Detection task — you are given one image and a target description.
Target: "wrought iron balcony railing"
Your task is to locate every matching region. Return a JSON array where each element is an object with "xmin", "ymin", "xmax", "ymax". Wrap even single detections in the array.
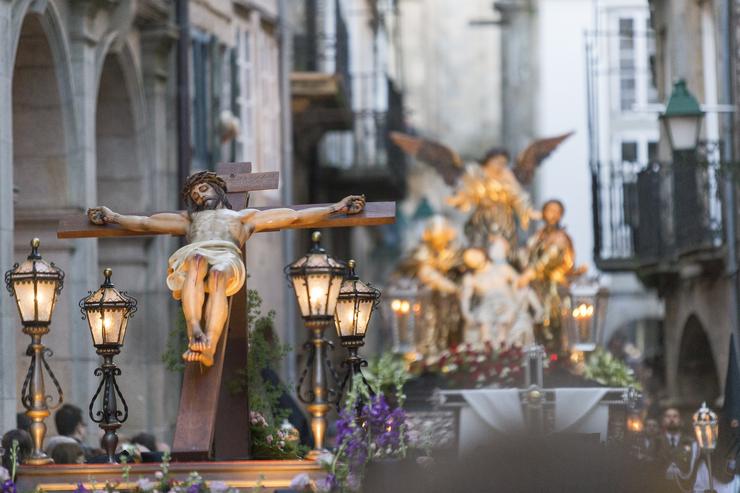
[{"xmin": 592, "ymin": 143, "xmax": 724, "ymax": 271}]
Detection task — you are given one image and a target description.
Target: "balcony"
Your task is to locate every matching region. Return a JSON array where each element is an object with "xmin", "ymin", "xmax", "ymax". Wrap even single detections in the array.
[{"xmin": 592, "ymin": 143, "xmax": 725, "ymax": 281}]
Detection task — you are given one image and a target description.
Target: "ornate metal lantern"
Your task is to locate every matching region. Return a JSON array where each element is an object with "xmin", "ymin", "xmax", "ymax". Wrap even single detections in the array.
[
  {"xmin": 5, "ymin": 238, "xmax": 64, "ymax": 327},
  {"xmin": 660, "ymin": 79, "xmax": 704, "ymax": 152},
  {"xmin": 80, "ymin": 268, "xmax": 137, "ymax": 354},
  {"xmin": 384, "ymin": 277, "xmax": 421, "ymax": 363},
  {"xmin": 285, "ymin": 231, "xmax": 346, "ymax": 323},
  {"xmin": 80, "ymin": 268, "xmax": 137, "ymax": 463},
  {"xmin": 693, "ymin": 402, "xmax": 719, "ymax": 451},
  {"xmin": 5, "ymin": 239, "xmax": 64, "ymax": 465},
  {"xmin": 286, "ymin": 231, "xmax": 347, "ymax": 456},
  {"xmin": 334, "ymin": 260, "xmax": 380, "ymax": 405},
  {"xmin": 566, "ymin": 278, "xmax": 607, "ymax": 352}
]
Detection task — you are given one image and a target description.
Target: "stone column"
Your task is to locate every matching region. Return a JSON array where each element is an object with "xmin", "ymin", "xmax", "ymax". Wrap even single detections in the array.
[{"xmin": 0, "ymin": 0, "xmax": 18, "ymax": 433}]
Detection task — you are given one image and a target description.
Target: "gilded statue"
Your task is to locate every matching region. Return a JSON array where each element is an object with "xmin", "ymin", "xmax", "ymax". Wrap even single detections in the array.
[
  {"xmin": 396, "ymin": 215, "xmax": 464, "ymax": 358},
  {"xmin": 88, "ymin": 171, "xmax": 366, "ymax": 366},
  {"xmin": 519, "ymin": 199, "xmax": 585, "ymax": 351},
  {"xmin": 390, "ymin": 131, "xmax": 573, "ymax": 247}
]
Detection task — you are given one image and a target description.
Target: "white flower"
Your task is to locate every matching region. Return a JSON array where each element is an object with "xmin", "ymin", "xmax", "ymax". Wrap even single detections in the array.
[
  {"xmin": 315, "ymin": 451, "xmax": 334, "ymax": 467},
  {"xmin": 265, "ymin": 435, "xmax": 273, "ymax": 444},
  {"xmin": 0, "ymin": 467, "xmax": 9, "ymax": 482},
  {"xmin": 278, "ymin": 441, "xmax": 285, "ymax": 448},
  {"xmin": 154, "ymin": 471, "xmax": 164, "ymax": 480},
  {"xmin": 289, "ymin": 473, "xmax": 312, "ymax": 490},
  {"xmin": 208, "ymin": 481, "xmax": 229, "ymax": 493},
  {"xmin": 136, "ymin": 478, "xmax": 156, "ymax": 492}
]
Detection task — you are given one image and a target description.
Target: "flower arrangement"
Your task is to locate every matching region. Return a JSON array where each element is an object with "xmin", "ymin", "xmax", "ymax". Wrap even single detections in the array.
[
  {"xmin": 423, "ymin": 342, "xmax": 524, "ymax": 388},
  {"xmin": 249, "ymin": 411, "xmax": 306, "ymax": 460},
  {"xmin": 582, "ymin": 348, "xmax": 641, "ymax": 389},
  {"xmin": 319, "ymin": 388, "xmax": 408, "ymax": 493},
  {"xmin": 0, "ymin": 467, "xmax": 16, "ymax": 493}
]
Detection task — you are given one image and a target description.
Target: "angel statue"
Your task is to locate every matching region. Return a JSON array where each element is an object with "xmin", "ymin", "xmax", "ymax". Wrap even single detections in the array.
[
  {"xmin": 519, "ymin": 199, "xmax": 586, "ymax": 352},
  {"xmin": 395, "ymin": 215, "xmax": 464, "ymax": 359},
  {"xmin": 390, "ymin": 131, "xmax": 573, "ymax": 249}
]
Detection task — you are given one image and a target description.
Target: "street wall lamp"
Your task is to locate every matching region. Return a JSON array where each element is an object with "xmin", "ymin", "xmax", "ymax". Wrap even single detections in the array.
[
  {"xmin": 286, "ymin": 231, "xmax": 346, "ymax": 454},
  {"xmin": 693, "ymin": 402, "xmax": 719, "ymax": 493},
  {"xmin": 660, "ymin": 79, "xmax": 705, "ymax": 153},
  {"xmin": 4, "ymin": 238, "xmax": 64, "ymax": 464},
  {"xmin": 80, "ymin": 268, "xmax": 137, "ymax": 463},
  {"xmin": 334, "ymin": 260, "xmax": 381, "ymax": 406}
]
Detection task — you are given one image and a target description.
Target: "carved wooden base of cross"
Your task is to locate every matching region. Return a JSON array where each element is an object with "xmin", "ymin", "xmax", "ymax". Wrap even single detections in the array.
[{"xmin": 57, "ymin": 162, "xmax": 396, "ymax": 460}]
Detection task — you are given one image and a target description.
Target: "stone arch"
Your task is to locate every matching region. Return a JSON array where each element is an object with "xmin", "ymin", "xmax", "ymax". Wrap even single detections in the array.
[
  {"xmin": 677, "ymin": 314, "xmax": 720, "ymax": 406},
  {"xmin": 11, "ymin": 7, "xmax": 78, "ymax": 408}
]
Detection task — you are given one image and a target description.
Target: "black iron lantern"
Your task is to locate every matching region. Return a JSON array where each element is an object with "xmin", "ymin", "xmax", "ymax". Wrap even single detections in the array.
[
  {"xmin": 5, "ymin": 238, "xmax": 64, "ymax": 327},
  {"xmin": 80, "ymin": 268, "xmax": 137, "ymax": 463},
  {"xmin": 80, "ymin": 268, "xmax": 137, "ymax": 354},
  {"xmin": 286, "ymin": 231, "xmax": 346, "ymax": 323}
]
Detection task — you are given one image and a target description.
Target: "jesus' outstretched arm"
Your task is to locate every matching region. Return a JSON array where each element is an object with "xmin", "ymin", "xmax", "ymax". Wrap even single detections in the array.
[
  {"xmin": 247, "ymin": 195, "xmax": 366, "ymax": 232},
  {"xmin": 87, "ymin": 206, "xmax": 189, "ymax": 235}
]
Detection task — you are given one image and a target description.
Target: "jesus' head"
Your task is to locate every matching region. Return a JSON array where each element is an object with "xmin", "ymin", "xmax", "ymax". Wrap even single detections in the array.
[{"xmin": 182, "ymin": 171, "xmax": 232, "ymax": 214}]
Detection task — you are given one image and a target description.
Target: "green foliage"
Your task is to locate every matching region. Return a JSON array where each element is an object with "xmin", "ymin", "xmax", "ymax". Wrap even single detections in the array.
[
  {"xmin": 363, "ymin": 352, "xmax": 411, "ymax": 406},
  {"xmin": 162, "ymin": 310, "xmax": 187, "ymax": 372},
  {"xmin": 582, "ymin": 348, "xmax": 642, "ymax": 390}
]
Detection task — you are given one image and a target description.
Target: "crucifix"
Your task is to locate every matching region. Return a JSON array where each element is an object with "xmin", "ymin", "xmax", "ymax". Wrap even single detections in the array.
[{"xmin": 57, "ymin": 162, "xmax": 395, "ymax": 460}]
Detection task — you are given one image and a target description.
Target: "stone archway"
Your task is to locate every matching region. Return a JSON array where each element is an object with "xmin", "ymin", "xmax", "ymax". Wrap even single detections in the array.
[
  {"xmin": 11, "ymin": 12, "xmax": 78, "ymax": 411},
  {"xmin": 677, "ymin": 315, "xmax": 720, "ymax": 407}
]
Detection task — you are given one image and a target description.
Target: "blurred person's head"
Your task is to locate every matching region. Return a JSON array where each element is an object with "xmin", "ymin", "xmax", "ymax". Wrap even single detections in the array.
[
  {"xmin": 130, "ymin": 433, "xmax": 157, "ymax": 453},
  {"xmin": 1, "ymin": 429, "xmax": 32, "ymax": 471},
  {"xmin": 662, "ymin": 407, "xmax": 682, "ymax": 432},
  {"xmin": 645, "ymin": 418, "xmax": 660, "ymax": 437},
  {"xmin": 16, "ymin": 413, "xmax": 30, "ymax": 432},
  {"xmin": 51, "ymin": 442, "xmax": 84, "ymax": 465},
  {"xmin": 55, "ymin": 404, "xmax": 85, "ymax": 440}
]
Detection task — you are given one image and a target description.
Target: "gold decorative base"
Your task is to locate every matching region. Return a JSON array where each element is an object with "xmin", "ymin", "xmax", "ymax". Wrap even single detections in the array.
[
  {"xmin": 24, "ymin": 456, "xmax": 53, "ymax": 466},
  {"xmin": 16, "ymin": 459, "xmax": 326, "ymax": 493},
  {"xmin": 306, "ymin": 448, "xmax": 328, "ymax": 460}
]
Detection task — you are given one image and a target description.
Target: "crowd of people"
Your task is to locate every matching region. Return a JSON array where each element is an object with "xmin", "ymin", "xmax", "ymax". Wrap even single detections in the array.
[
  {"xmin": 1, "ymin": 403, "xmax": 170, "ymax": 468},
  {"xmin": 630, "ymin": 407, "xmax": 740, "ymax": 492}
]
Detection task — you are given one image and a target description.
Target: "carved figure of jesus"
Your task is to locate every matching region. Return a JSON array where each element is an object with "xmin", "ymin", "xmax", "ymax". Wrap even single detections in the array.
[{"xmin": 87, "ymin": 171, "xmax": 365, "ymax": 366}]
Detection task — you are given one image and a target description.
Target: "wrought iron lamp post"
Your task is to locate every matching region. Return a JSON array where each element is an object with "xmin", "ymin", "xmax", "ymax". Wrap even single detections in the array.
[
  {"xmin": 334, "ymin": 260, "xmax": 381, "ymax": 407},
  {"xmin": 79, "ymin": 268, "xmax": 137, "ymax": 463},
  {"xmin": 4, "ymin": 238, "xmax": 64, "ymax": 464},
  {"xmin": 286, "ymin": 231, "xmax": 346, "ymax": 454},
  {"xmin": 693, "ymin": 402, "xmax": 719, "ymax": 493}
]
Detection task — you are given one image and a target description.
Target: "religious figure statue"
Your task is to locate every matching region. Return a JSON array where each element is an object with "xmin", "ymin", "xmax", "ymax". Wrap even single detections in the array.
[
  {"xmin": 87, "ymin": 171, "xmax": 366, "ymax": 366},
  {"xmin": 390, "ymin": 131, "xmax": 573, "ymax": 248},
  {"xmin": 459, "ymin": 237, "xmax": 543, "ymax": 347},
  {"xmin": 519, "ymin": 199, "xmax": 585, "ymax": 352},
  {"xmin": 395, "ymin": 215, "xmax": 464, "ymax": 359}
]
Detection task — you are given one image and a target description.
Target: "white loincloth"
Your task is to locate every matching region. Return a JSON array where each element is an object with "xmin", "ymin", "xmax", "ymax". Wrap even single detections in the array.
[{"xmin": 166, "ymin": 240, "xmax": 245, "ymax": 300}]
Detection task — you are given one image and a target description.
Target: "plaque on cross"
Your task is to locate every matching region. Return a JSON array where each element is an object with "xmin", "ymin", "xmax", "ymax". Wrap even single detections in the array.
[{"xmin": 57, "ymin": 162, "xmax": 396, "ymax": 460}]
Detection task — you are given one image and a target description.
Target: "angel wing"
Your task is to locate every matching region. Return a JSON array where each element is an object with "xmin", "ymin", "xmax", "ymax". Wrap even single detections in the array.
[
  {"xmin": 514, "ymin": 131, "xmax": 574, "ymax": 185},
  {"xmin": 390, "ymin": 132, "xmax": 464, "ymax": 186}
]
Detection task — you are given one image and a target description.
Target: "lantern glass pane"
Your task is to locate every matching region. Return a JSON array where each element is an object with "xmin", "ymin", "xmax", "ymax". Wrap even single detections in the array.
[
  {"xmin": 35, "ymin": 280, "xmax": 58, "ymax": 323},
  {"xmin": 291, "ymin": 276, "xmax": 311, "ymax": 317},
  {"xmin": 119, "ymin": 315, "xmax": 129, "ymax": 346},
  {"xmin": 335, "ymin": 299, "xmax": 357, "ymax": 337},
  {"xmin": 307, "ymin": 274, "xmax": 331, "ymax": 315},
  {"xmin": 13, "ymin": 282, "xmax": 37, "ymax": 323},
  {"xmin": 355, "ymin": 299, "xmax": 374, "ymax": 336},
  {"xmin": 87, "ymin": 310, "xmax": 105, "ymax": 346},
  {"xmin": 666, "ymin": 115, "xmax": 701, "ymax": 150},
  {"xmin": 326, "ymin": 274, "xmax": 343, "ymax": 316}
]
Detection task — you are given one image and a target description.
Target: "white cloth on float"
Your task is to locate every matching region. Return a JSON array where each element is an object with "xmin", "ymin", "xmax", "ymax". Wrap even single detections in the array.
[
  {"xmin": 166, "ymin": 240, "xmax": 245, "ymax": 299},
  {"xmin": 553, "ymin": 388, "xmax": 610, "ymax": 441}
]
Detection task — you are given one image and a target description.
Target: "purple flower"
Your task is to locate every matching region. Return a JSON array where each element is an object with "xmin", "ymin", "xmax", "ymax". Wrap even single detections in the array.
[
  {"xmin": 314, "ymin": 474, "xmax": 336, "ymax": 493},
  {"xmin": 1, "ymin": 480, "xmax": 16, "ymax": 493},
  {"xmin": 74, "ymin": 483, "xmax": 91, "ymax": 493},
  {"xmin": 289, "ymin": 473, "xmax": 311, "ymax": 490},
  {"xmin": 186, "ymin": 483, "xmax": 201, "ymax": 493}
]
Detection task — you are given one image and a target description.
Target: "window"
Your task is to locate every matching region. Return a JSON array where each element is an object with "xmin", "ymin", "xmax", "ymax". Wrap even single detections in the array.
[
  {"xmin": 648, "ymin": 141, "xmax": 658, "ymax": 162},
  {"xmin": 236, "ymin": 29, "xmax": 256, "ymax": 166},
  {"xmin": 621, "ymin": 141, "xmax": 638, "ymax": 162},
  {"xmin": 646, "ymin": 19, "xmax": 659, "ymax": 104},
  {"xmin": 619, "ymin": 18, "xmax": 636, "ymax": 111}
]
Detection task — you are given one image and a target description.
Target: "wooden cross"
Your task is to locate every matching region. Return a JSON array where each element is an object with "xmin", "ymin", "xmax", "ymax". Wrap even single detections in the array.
[{"xmin": 57, "ymin": 162, "xmax": 396, "ymax": 460}]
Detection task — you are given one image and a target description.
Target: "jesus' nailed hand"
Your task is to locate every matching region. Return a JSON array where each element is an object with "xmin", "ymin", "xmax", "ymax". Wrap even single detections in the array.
[{"xmin": 86, "ymin": 171, "xmax": 366, "ymax": 367}]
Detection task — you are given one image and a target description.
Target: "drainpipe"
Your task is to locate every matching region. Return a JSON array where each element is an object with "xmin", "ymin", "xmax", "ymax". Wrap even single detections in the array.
[
  {"xmin": 719, "ymin": 0, "xmax": 740, "ymax": 356},
  {"xmin": 176, "ymin": 0, "xmax": 191, "ymax": 209},
  {"xmin": 278, "ymin": 0, "xmax": 297, "ymax": 382}
]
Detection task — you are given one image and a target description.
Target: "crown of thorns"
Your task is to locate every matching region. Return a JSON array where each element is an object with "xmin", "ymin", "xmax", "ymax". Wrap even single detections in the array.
[{"xmin": 181, "ymin": 171, "xmax": 228, "ymax": 201}]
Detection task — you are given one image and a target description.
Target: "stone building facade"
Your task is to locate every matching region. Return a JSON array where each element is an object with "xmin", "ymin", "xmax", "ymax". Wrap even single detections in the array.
[{"xmin": 0, "ymin": 0, "xmax": 290, "ymax": 443}]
